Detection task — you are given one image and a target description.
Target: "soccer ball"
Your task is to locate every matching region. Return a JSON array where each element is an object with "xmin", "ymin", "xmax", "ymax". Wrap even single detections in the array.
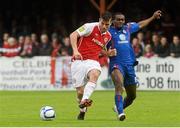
[{"xmin": 40, "ymin": 106, "xmax": 56, "ymax": 121}]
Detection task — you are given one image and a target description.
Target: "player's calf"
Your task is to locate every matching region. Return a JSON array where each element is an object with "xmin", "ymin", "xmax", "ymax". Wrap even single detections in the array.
[{"xmin": 123, "ymin": 95, "xmax": 136, "ymax": 109}]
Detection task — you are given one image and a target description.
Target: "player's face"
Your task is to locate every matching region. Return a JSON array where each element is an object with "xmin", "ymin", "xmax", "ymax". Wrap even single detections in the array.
[
  {"xmin": 99, "ymin": 18, "xmax": 112, "ymax": 33},
  {"xmin": 114, "ymin": 14, "xmax": 125, "ymax": 28}
]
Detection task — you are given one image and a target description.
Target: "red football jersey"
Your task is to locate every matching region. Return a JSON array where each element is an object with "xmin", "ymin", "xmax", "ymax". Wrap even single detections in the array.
[{"xmin": 76, "ymin": 22, "xmax": 111, "ymax": 61}]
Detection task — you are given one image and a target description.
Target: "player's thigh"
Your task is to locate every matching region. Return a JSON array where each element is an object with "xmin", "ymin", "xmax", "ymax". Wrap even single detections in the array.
[
  {"xmin": 124, "ymin": 65, "xmax": 138, "ymax": 86},
  {"xmin": 86, "ymin": 60, "xmax": 101, "ymax": 82},
  {"xmin": 111, "ymin": 68, "xmax": 124, "ymax": 86},
  {"xmin": 124, "ymin": 65, "xmax": 137, "ymax": 98},
  {"xmin": 71, "ymin": 60, "xmax": 86, "ymax": 87}
]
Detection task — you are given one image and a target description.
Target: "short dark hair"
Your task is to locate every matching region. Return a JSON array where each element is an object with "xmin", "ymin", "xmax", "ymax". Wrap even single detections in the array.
[
  {"xmin": 101, "ymin": 11, "xmax": 112, "ymax": 21},
  {"xmin": 113, "ymin": 12, "xmax": 125, "ymax": 20}
]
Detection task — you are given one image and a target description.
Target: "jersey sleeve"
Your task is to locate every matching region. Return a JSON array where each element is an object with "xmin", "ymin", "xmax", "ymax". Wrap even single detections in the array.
[
  {"xmin": 76, "ymin": 23, "xmax": 92, "ymax": 36},
  {"xmin": 127, "ymin": 22, "xmax": 140, "ymax": 34}
]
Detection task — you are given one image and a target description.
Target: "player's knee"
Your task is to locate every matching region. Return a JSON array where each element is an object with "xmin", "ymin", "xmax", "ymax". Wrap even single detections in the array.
[
  {"xmin": 115, "ymin": 85, "xmax": 124, "ymax": 94},
  {"xmin": 88, "ymin": 70, "xmax": 100, "ymax": 82}
]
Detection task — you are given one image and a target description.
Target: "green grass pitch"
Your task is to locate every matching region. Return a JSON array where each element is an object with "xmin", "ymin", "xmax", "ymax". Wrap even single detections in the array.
[{"xmin": 0, "ymin": 91, "xmax": 180, "ymax": 127}]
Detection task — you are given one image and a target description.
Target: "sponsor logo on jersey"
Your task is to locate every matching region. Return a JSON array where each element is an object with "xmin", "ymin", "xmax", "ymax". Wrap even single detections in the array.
[
  {"xmin": 92, "ymin": 38, "xmax": 104, "ymax": 48},
  {"xmin": 118, "ymin": 40, "xmax": 129, "ymax": 44}
]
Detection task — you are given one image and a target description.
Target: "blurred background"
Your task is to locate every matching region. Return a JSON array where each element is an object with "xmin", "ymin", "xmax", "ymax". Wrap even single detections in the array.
[
  {"xmin": 0, "ymin": 0, "xmax": 180, "ymax": 34},
  {"xmin": 0, "ymin": 0, "xmax": 179, "ymax": 58}
]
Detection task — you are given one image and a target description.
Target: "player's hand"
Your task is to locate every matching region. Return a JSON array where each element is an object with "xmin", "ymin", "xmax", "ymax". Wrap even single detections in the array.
[
  {"xmin": 108, "ymin": 48, "xmax": 117, "ymax": 57},
  {"xmin": 72, "ymin": 51, "xmax": 83, "ymax": 60},
  {"xmin": 153, "ymin": 10, "xmax": 162, "ymax": 19}
]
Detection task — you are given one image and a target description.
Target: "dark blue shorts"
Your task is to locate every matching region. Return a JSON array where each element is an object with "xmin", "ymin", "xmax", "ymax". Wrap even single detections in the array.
[{"xmin": 109, "ymin": 63, "xmax": 138, "ymax": 86}]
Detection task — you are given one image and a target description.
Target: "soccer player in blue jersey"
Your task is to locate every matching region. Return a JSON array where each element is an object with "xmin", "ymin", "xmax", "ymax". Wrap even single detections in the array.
[{"xmin": 107, "ymin": 10, "xmax": 162, "ymax": 121}]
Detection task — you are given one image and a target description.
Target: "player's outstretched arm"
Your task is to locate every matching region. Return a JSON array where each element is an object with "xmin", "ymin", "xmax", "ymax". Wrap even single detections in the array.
[{"xmin": 138, "ymin": 10, "xmax": 162, "ymax": 29}]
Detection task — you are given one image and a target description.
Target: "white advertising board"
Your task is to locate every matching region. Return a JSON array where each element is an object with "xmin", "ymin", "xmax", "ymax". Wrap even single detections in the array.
[
  {"xmin": 0, "ymin": 56, "xmax": 179, "ymax": 91},
  {"xmin": 135, "ymin": 57, "xmax": 180, "ymax": 90},
  {"xmin": 0, "ymin": 57, "xmax": 51, "ymax": 90}
]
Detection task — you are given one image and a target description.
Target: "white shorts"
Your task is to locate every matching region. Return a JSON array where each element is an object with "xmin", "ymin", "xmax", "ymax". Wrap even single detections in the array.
[{"xmin": 71, "ymin": 59, "xmax": 101, "ymax": 88}]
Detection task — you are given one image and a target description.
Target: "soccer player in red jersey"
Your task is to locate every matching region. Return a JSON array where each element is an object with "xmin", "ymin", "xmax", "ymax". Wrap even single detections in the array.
[{"xmin": 70, "ymin": 11, "xmax": 116, "ymax": 120}]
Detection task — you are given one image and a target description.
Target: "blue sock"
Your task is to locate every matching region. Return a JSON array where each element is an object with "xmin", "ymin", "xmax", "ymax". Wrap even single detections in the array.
[{"xmin": 115, "ymin": 95, "xmax": 124, "ymax": 114}]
